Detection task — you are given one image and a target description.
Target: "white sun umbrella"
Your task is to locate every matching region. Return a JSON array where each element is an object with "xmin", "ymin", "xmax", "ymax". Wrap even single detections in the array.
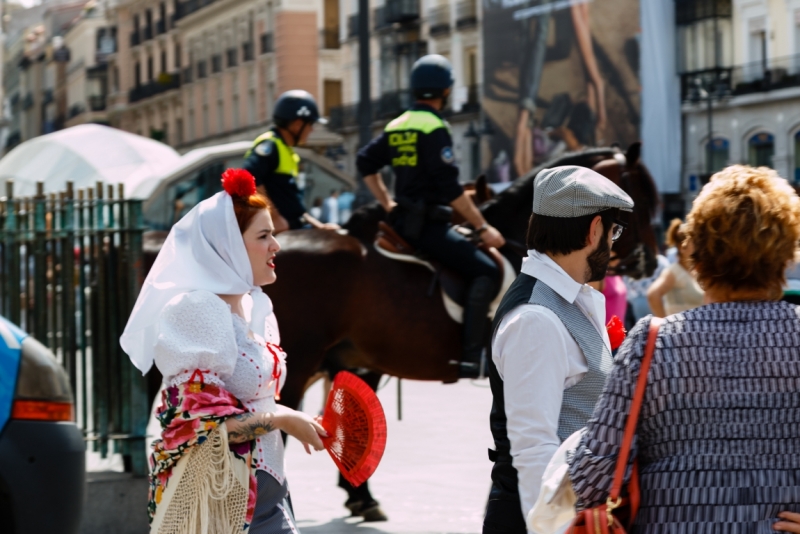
[{"xmin": 0, "ymin": 124, "xmax": 181, "ymax": 198}]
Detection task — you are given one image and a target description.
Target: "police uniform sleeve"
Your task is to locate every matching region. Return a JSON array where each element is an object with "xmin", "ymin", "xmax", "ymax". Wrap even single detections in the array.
[
  {"xmin": 422, "ymin": 127, "xmax": 463, "ymax": 203},
  {"xmin": 243, "ymin": 139, "xmax": 280, "ymax": 189},
  {"xmin": 356, "ymin": 132, "xmax": 391, "ymax": 176}
]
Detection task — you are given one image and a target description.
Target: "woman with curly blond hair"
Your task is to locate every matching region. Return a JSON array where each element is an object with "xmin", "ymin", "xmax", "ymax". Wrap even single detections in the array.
[{"xmin": 567, "ymin": 165, "xmax": 800, "ymax": 533}]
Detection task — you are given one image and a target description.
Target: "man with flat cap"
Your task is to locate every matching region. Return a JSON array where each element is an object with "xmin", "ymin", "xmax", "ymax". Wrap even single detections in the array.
[{"xmin": 482, "ymin": 166, "xmax": 634, "ymax": 534}]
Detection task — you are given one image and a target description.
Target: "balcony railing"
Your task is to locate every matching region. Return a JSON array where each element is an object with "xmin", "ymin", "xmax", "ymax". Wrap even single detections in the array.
[
  {"xmin": 455, "ymin": 0, "xmax": 477, "ymax": 29},
  {"xmin": 22, "ymin": 92, "xmax": 33, "ymax": 110},
  {"xmin": 675, "ymin": 0, "xmax": 731, "ymax": 26},
  {"xmin": 385, "ymin": 0, "xmax": 419, "ymax": 24},
  {"xmin": 128, "ymin": 72, "xmax": 181, "ymax": 103},
  {"xmin": 174, "ymin": 0, "xmax": 217, "ymax": 21},
  {"xmin": 321, "ymin": 28, "xmax": 340, "ymax": 49},
  {"xmin": 156, "ymin": 19, "xmax": 166, "ymax": 35},
  {"xmin": 374, "ymin": 6, "xmax": 391, "ymax": 31},
  {"xmin": 681, "ymin": 54, "xmax": 800, "ymax": 101},
  {"xmin": 68, "ymin": 103, "xmax": 85, "ymax": 119},
  {"xmin": 242, "ymin": 42, "xmax": 254, "ymax": 61},
  {"xmin": 428, "ymin": 5, "xmax": 450, "ymax": 36},
  {"xmin": 143, "ymin": 25, "xmax": 153, "ymax": 41},
  {"xmin": 261, "ymin": 33, "xmax": 274, "ymax": 54},
  {"xmin": 347, "ymin": 13, "xmax": 359, "ymax": 38},
  {"xmin": 89, "ymin": 95, "xmax": 107, "ymax": 111},
  {"xmin": 130, "ymin": 31, "xmax": 141, "ymax": 47}
]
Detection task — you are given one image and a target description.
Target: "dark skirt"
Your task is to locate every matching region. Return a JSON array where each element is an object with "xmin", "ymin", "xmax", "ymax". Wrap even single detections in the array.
[{"xmin": 250, "ymin": 472, "xmax": 298, "ymax": 534}]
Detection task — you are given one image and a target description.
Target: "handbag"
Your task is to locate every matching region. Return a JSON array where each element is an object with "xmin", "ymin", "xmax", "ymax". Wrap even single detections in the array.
[{"xmin": 567, "ymin": 317, "xmax": 663, "ymax": 534}]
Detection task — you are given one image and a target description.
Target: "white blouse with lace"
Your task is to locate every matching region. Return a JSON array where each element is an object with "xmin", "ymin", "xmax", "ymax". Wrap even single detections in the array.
[{"xmin": 152, "ymin": 290, "xmax": 288, "ymax": 484}]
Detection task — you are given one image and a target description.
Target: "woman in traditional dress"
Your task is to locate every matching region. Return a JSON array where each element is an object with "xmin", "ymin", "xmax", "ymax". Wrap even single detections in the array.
[{"xmin": 121, "ymin": 168, "xmax": 325, "ymax": 533}]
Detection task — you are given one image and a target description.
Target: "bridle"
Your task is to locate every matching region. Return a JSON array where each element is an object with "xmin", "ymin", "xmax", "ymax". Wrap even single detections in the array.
[{"xmin": 608, "ymin": 151, "xmax": 647, "ymax": 278}]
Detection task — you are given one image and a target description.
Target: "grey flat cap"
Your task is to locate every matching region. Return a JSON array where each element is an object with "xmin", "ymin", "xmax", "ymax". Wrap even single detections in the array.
[{"xmin": 533, "ymin": 165, "xmax": 634, "ymax": 217}]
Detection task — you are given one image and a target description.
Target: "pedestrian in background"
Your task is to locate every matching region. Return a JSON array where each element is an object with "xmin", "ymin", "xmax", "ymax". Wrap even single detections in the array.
[
  {"xmin": 623, "ymin": 253, "xmax": 669, "ymax": 323},
  {"xmin": 322, "ymin": 190, "xmax": 340, "ymax": 225},
  {"xmin": 569, "ymin": 165, "xmax": 800, "ymax": 533},
  {"xmin": 646, "ymin": 218, "xmax": 703, "ymax": 317},
  {"xmin": 309, "ymin": 197, "xmax": 323, "ymax": 221}
]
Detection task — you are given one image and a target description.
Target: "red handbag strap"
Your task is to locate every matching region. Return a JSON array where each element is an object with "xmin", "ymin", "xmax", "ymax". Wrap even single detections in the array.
[{"xmin": 608, "ymin": 317, "xmax": 663, "ymax": 501}]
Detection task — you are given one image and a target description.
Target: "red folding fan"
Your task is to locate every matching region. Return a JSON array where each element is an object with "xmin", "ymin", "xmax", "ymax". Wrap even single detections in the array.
[{"xmin": 320, "ymin": 371, "xmax": 388, "ymax": 487}]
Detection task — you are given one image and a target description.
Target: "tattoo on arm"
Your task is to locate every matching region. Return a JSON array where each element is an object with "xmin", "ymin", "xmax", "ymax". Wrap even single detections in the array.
[{"xmin": 226, "ymin": 412, "xmax": 275, "ymax": 444}]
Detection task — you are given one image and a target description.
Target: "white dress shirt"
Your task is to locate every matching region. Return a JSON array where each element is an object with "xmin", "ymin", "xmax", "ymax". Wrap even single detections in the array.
[{"xmin": 491, "ymin": 250, "xmax": 611, "ymax": 523}]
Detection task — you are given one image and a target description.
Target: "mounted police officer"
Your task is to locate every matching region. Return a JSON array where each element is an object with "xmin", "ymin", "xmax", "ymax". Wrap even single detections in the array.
[
  {"xmin": 356, "ymin": 54, "xmax": 506, "ymax": 378},
  {"xmin": 244, "ymin": 89, "xmax": 339, "ymax": 233}
]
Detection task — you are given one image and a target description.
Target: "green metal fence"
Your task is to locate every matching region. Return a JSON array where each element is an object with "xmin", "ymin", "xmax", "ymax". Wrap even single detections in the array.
[{"xmin": 0, "ymin": 180, "xmax": 150, "ymax": 475}]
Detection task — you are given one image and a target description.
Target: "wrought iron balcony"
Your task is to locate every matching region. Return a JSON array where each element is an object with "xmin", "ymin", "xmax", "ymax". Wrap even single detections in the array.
[
  {"xmin": 455, "ymin": 0, "xmax": 478, "ymax": 29},
  {"xmin": 675, "ymin": 0, "xmax": 731, "ymax": 26},
  {"xmin": 128, "ymin": 72, "xmax": 182, "ymax": 103},
  {"xmin": 321, "ymin": 28, "xmax": 340, "ymax": 49},
  {"xmin": 385, "ymin": 0, "xmax": 419, "ymax": 24},
  {"xmin": 348, "ymin": 13, "xmax": 359, "ymax": 38},
  {"xmin": 89, "ymin": 95, "xmax": 107, "ymax": 112},
  {"xmin": 242, "ymin": 42, "xmax": 254, "ymax": 62},
  {"xmin": 681, "ymin": 54, "xmax": 800, "ymax": 102},
  {"xmin": 428, "ymin": 5, "xmax": 450, "ymax": 36},
  {"xmin": 374, "ymin": 6, "xmax": 391, "ymax": 31},
  {"xmin": 261, "ymin": 33, "xmax": 274, "ymax": 54}
]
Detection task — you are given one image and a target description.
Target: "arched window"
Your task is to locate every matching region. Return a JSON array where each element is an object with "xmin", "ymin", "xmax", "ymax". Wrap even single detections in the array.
[
  {"xmin": 748, "ymin": 132, "xmax": 774, "ymax": 168},
  {"xmin": 706, "ymin": 137, "xmax": 729, "ymax": 173}
]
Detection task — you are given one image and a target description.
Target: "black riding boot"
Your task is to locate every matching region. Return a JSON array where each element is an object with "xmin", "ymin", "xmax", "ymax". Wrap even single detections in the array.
[{"xmin": 460, "ymin": 276, "xmax": 497, "ymax": 379}]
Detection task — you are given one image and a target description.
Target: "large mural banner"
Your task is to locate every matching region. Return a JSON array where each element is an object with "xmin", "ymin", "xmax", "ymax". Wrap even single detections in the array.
[{"xmin": 482, "ymin": 0, "xmax": 641, "ymax": 182}]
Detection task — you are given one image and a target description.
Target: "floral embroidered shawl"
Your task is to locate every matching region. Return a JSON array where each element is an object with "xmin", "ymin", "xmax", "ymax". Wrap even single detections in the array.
[{"xmin": 148, "ymin": 381, "xmax": 258, "ymax": 529}]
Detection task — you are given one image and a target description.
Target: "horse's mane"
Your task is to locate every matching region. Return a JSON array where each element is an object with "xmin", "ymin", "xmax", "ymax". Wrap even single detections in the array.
[{"xmin": 344, "ymin": 201, "xmax": 386, "ymax": 242}]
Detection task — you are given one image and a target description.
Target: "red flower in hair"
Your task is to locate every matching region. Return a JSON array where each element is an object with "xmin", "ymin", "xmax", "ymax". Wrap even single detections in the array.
[
  {"xmin": 221, "ymin": 168, "xmax": 257, "ymax": 198},
  {"xmin": 606, "ymin": 315, "xmax": 627, "ymax": 351}
]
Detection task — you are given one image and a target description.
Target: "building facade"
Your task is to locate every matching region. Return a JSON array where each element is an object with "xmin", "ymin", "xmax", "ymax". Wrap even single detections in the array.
[
  {"xmin": 680, "ymin": 0, "xmax": 800, "ymax": 196},
  {"xmin": 330, "ymin": 0, "xmax": 484, "ymax": 183},
  {"xmin": 104, "ymin": 0, "xmax": 343, "ymax": 151}
]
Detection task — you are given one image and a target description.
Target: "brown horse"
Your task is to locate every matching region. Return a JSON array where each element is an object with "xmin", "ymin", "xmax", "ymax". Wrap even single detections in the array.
[{"xmin": 269, "ymin": 143, "xmax": 659, "ymax": 411}]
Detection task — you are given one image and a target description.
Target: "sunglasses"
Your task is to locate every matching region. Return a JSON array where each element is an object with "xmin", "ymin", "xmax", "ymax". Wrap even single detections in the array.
[{"xmin": 611, "ymin": 219, "xmax": 627, "ymax": 242}]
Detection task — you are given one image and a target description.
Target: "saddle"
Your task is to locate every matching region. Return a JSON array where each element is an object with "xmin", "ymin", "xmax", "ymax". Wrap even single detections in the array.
[{"xmin": 375, "ymin": 221, "xmax": 514, "ymax": 323}]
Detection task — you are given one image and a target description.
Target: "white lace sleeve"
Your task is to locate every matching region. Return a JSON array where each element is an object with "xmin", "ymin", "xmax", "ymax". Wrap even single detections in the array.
[{"xmin": 153, "ymin": 290, "xmax": 238, "ymax": 387}]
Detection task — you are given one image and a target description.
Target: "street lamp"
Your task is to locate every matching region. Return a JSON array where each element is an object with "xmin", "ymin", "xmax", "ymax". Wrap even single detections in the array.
[{"xmin": 464, "ymin": 118, "xmax": 494, "ymax": 180}]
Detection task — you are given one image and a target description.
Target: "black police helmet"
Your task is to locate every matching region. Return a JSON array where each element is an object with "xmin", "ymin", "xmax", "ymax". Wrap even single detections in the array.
[
  {"xmin": 273, "ymin": 90, "xmax": 327, "ymax": 127},
  {"xmin": 410, "ymin": 54, "xmax": 454, "ymax": 100}
]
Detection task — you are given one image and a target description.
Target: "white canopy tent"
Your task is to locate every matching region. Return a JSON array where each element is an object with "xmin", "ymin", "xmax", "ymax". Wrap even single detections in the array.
[{"xmin": 0, "ymin": 124, "xmax": 181, "ymax": 198}]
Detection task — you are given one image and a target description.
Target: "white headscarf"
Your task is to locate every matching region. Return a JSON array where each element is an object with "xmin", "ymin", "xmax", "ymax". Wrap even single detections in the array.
[{"xmin": 120, "ymin": 191, "xmax": 273, "ymax": 374}]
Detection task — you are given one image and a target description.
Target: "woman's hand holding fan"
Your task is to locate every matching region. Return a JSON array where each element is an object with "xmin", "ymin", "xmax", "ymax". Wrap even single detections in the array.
[
  {"xmin": 274, "ymin": 409, "xmax": 328, "ymax": 453},
  {"xmin": 319, "ymin": 371, "xmax": 388, "ymax": 487}
]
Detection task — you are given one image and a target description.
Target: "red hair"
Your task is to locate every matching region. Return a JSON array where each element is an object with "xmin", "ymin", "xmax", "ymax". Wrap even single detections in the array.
[{"xmin": 221, "ymin": 168, "xmax": 273, "ymax": 233}]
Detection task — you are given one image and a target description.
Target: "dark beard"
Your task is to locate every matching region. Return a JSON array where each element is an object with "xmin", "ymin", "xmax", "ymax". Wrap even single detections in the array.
[{"xmin": 586, "ymin": 235, "xmax": 611, "ymax": 282}]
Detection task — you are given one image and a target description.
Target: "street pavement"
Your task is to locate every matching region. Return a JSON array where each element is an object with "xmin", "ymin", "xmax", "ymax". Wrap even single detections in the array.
[{"xmin": 286, "ymin": 377, "xmax": 496, "ymax": 534}]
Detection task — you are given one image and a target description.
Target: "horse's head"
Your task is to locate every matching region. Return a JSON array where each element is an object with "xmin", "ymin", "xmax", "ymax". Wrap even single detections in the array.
[
  {"xmin": 481, "ymin": 144, "xmax": 660, "ymax": 278},
  {"xmin": 590, "ymin": 142, "xmax": 659, "ymax": 279}
]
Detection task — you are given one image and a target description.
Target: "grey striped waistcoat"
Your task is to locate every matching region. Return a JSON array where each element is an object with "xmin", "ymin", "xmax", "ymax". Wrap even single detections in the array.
[{"xmin": 527, "ymin": 281, "xmax": 614, "ymax": 440}]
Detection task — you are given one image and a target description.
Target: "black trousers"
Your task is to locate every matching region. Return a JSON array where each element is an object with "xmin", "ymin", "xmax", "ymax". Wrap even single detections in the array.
[
  {"xmin": 403, "ymin": 221, "xmax": 501, "ymax": 287},
  {"xmin": 483, "ymin": 495, "xmax": 527, "ymax": 534}
]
